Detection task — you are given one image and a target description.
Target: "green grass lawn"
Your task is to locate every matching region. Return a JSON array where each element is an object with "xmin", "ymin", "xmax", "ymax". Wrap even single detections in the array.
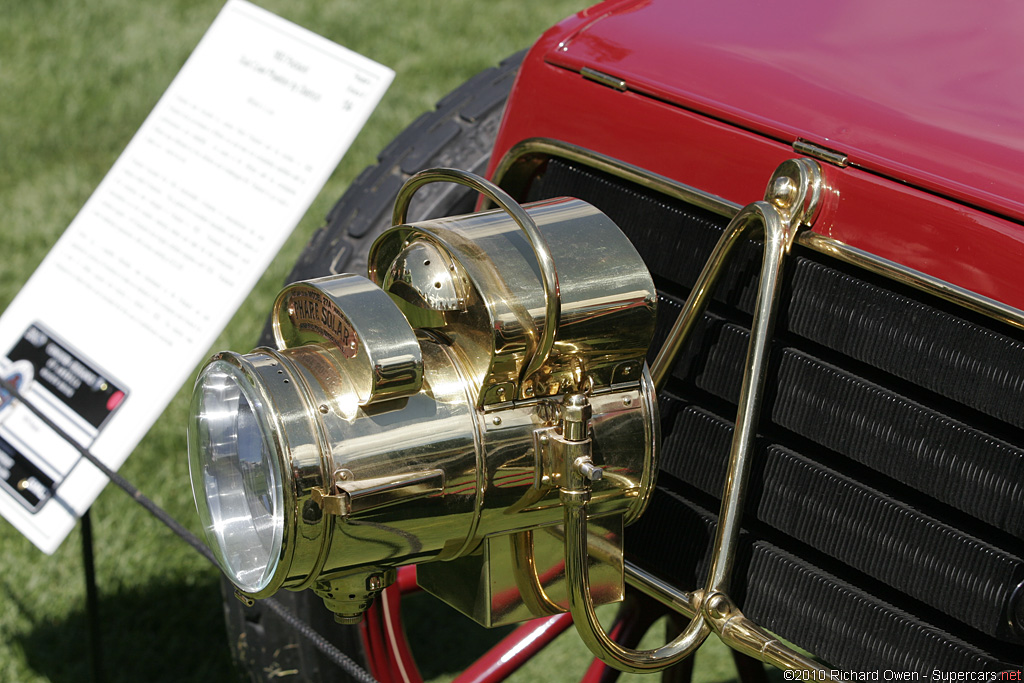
[{"xmin": 0, "ymin": 1, "xmax": 764, "ymax": 681}]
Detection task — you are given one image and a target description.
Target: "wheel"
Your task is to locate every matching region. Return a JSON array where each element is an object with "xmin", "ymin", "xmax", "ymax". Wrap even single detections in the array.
[{"xmin": 221, "ymin": 51, "xmax": 525, "ymax": 683}]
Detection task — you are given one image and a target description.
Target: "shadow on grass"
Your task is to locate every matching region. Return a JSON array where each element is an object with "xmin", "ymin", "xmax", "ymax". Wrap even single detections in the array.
[
  {"xmin": 400, "ymin": 590, "xmax": 791, "ymax": 683},
  {"xmin": 13, "ymin": 575, "xmax": 236, "ymax": 683},
  {"xmin": 12, "ymin": 574, "xmax": 800, "ymax": 683}
]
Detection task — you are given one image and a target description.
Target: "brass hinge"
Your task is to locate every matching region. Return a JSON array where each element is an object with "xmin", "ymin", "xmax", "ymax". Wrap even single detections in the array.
[
  {"xmin": 311, "ymin": 469, "xmax": 444, "ymax": 518},
  {"xmin": 581, "ymin": 67, "xmax": 627, "ymax": 91},
  {"xmin": 793, "ymin": 139, "xmax": 848, "ymax": 168}
]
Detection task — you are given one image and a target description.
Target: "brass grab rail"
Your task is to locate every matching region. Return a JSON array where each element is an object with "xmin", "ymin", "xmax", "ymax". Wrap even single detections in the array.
[{"xmin": 559, "ymin": 159, "xmax": 838, "ymax": 676}]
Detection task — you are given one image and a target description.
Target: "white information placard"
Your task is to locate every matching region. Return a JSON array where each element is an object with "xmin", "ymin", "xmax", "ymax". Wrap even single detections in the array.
[{"xmin": 0, "ymin": 0, "xmax": 393, "ymax": 553}]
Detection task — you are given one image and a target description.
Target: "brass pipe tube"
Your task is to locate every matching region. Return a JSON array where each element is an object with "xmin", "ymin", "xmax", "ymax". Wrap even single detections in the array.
[
  {"xmin": 649, "ymin": 202, "xmax": 759, "ymax": 389},
  {"xmin": 622, "ymin": 565, "xmax": 836, "ymax": 675},
  {"xmin": 562, "ymin": 487, "xmax": 712, "ymax": 673},
  {"xmin": 510, "ymin": 530, "xmax": 564, "ymax": 617},
  {"xmin": 706, "ymin": 202, "xmax": 787, "ymax": 593}
]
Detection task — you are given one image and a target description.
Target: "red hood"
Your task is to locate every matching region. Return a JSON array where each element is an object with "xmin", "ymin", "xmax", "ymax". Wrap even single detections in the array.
[{"xmin": 547, "ymin": 0, "xmax": 1024, "ymax": 223}]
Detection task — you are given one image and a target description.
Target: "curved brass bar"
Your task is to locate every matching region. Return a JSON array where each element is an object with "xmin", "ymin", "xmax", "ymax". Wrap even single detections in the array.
[
  {"xmin": 510, "ymin": 530, "xmax": 564, "ymax": 617},
  {"xmin": 650, "ymin": 159, "xmax": 821, "ymax": 391},
  {"xmin": 392, "ymin": 168, "xmax": 561, "ymax": 398},
  {"xmin": 486, "ymin": 147, "xmax": 842, "ymax": 674},
  {"xmin": 623, "ymin": 564, "xmax": 836, "ymax": 675},
  {"xmin": 650, "ymin": 203, "xmax": 764, "ymax": 389},
  {"xmin": 563, "ymin": 488, "xmax": 712, "ymax": 672},
  {"xmin": 559, "ymin": 201, "xmax": 789, "ymax": 672},
  {"xmin": 707, "ymin": 202, "xmax": 788, "ymax": 592}
]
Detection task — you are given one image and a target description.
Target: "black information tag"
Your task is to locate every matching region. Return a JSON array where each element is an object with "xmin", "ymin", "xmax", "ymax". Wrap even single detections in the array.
[
  {"xmin": 0, "ymin": 436, "xmax": 57, "ymax": 511},
  {"xmin": 0, "ymin": 323, "xmax": 127, "ymax": 512},
  {"xmin": 7, "ymin": 324, "xmax": 125, "ymax": 430}
]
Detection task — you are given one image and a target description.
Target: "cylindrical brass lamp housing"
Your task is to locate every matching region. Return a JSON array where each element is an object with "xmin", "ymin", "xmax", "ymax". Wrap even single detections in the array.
[
  {"xmin": 369, "ymin": 195, "xmax": 659, "ymax": 404},
  {"xmin": 188, "ymin": 171, "xmax": 660, "ymax": 625}
]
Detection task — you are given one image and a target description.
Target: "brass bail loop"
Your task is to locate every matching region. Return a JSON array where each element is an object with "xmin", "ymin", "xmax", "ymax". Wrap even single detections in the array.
[
  {"xmin": 391, "ymin": 168, "xmax": 562, "ymax": 400},
  {"xmin": 560, "ymin": 160, "xmax": 836, "ymax": 676}
]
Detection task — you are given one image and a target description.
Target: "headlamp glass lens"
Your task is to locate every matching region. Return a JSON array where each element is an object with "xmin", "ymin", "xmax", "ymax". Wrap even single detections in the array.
[{"xmin": 188, "ymin": 359, "xmax": 283, "ymax": 594}]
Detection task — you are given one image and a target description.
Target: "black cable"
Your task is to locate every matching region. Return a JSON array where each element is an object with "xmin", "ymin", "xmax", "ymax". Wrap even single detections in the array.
[
  {"xmin": 0, "ymin": 377, "xmax": 380, "ymax": 683},
  {"xmin": 261, "ymin": 597, "xmax": 378, "ymax": 683}
]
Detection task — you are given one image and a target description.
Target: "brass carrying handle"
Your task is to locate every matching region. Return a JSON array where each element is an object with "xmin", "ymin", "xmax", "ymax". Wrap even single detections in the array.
[{"xmin": 392, "ymin": 168, "xmax": 561, "ymax": 398}]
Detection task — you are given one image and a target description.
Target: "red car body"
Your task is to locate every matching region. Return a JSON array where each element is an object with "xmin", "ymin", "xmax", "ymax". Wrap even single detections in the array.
[
  {"xmin": 468, "ymin": 0, "xmax": 1024, "ymax": 674},
  {"xmin": 490, "ymin": 0, "xmax": 1024, "ymax": 312}
]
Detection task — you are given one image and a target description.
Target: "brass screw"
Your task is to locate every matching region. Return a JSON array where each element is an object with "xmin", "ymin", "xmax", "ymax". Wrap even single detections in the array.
[
  {"xmin": 704, "ymin": 593, "xmax": 730, "ymax": 620},
  {"xmin": 576, "ymin": 458, "xmax": 604, "ymax": 482},
  {"xmin": 770, "ymin": 175, "xmax": 798, "ymax": 211}
]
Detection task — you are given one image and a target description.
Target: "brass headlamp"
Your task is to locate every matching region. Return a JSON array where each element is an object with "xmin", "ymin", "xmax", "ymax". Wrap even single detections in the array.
[{"xmin": 188, "ymin": 169, "xmax": 659, "ymax": 626}]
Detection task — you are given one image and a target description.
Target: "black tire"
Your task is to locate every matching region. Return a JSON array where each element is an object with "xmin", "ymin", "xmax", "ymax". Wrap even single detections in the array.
[
  {"xmin": 221, "ymin": 50, "xmax": 525, "ymax": 683},
  {"xmin": 285, "ymin": 50, "xmax": 525, "ymax": 287}
]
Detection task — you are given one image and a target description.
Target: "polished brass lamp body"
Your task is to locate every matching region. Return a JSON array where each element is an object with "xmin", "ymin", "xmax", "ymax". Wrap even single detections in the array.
[{"xmin": 188, "ymin": 169, "xmax": 659, "ymax": 627}]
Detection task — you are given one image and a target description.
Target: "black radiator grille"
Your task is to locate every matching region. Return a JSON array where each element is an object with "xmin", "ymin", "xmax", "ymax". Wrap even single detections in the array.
[{"xmin": 524, "ymin": 158, "xmax": 1024, "ymax": 672}]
